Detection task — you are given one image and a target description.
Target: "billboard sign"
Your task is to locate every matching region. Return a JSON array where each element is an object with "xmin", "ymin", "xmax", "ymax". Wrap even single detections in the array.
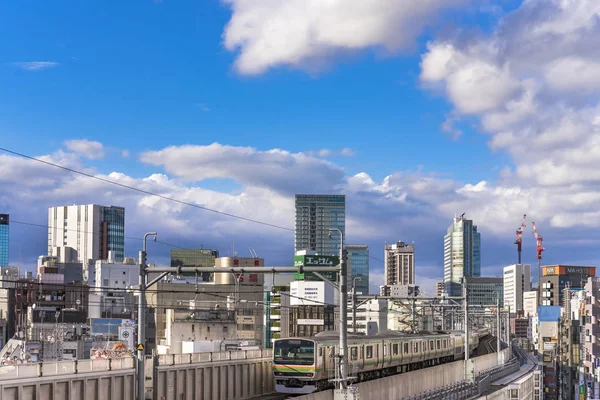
[
  {"xmin": 290, "ymin": 281, "xmax": 334, "ymax": 306},
  {"xmin": 293, "ymin": 255, "xmax": 339, "ymax": 281}
]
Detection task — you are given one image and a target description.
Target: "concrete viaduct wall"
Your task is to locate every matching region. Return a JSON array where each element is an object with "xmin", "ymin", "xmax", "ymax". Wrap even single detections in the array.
[
  {"xmin": 293, "ymin": 349, "xmax": 511, "ymax": 400},
  {"xmin": 0, "ymin": 358, "xmax": 135, "ymax": 400},
  {"xmin": 153, "ymin": 349, "xmax": 274, "ymax": 400}
]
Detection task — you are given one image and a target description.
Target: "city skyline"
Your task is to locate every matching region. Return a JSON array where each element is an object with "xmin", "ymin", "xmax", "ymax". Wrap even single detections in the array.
[{"xmin": 1, "ymin": 1, "xmax": 598, "ymax": 296}]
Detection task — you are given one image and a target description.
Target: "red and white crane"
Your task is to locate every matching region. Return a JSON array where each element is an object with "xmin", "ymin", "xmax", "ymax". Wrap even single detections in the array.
[
  {"xmin": 514, "ymin": 214, "xmax": 527, "ymax": 264},
  {"xmin": 532, "ymin": 221, "xmax": 545, "ymax": 287}
]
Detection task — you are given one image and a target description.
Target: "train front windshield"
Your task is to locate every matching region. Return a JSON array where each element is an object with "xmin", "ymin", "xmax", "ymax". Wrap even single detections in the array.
[{"xmin": 274, "ymin": 339, "xmax": 314, "ymax": 365}]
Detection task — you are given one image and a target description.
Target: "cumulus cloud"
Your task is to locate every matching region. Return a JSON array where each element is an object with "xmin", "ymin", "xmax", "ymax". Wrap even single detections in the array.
[
  {"xmin": 10, "ymin": 62, "xmax": 59, "ymax": 71},
  {"xmin": 140, "ymin": 143, "xmax": 346, "ymax": 195},
  {"xmin": 418, "ymin": 0, "xmax": 600, "ymax": 234},
  {"xmin": 222, "ymin": 0, "xmax": 469, "ymax": 75},
  {"xmin": 64, "ymin": 139, "xmax": 105, "ymax": 160}
]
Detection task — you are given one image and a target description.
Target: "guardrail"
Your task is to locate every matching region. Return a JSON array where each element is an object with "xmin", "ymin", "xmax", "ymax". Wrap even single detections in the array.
[
  {"xmin": 0, "ymin": 357, "xmax": 135, "ymax": 380},
  {"xmin": 157, "ymin": 349, "xmax": 273, "ymax": 366}
]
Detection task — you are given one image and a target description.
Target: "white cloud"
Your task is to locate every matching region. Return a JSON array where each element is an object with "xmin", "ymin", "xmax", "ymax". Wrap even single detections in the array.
[
  {"xmin": 11, "ymin": 62, "xmax": 59, "ymax": 71},
  {"xmin": 340, "ymin": 148, "xmax": 356, "ymax": 157},
  {"xmin": 417, "ymin": 0, "xmax": 600, "ymax": 236},
  {"xmin": 222, "ymin": 0, "xmax": 469, "ymax": 75},
  {"xmin": 121, "ymin": 150, "xmax": 131, "ymax": 158},
  {"xmin": 64, "ymin": 139, "xmax": 105, "ymax": 160},
  {"xmin": 140, "ymin": 143, "xmax": 346, "ymax": 195}
]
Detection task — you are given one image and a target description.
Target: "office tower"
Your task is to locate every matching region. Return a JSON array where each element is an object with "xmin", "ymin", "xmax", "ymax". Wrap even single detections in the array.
[
  {"xmin": 503, "ymin": 264, "xmax": 531, "ymax": 313},
  {"xmin": 464, "ymin": 277, "xmax": 503, "ymax": 306},
  {"xmin": 0, "ymin": 214, "xmax": 8, "ymax": 267},
  {"xmin": 294, "ymin": 194, "xmax": 345, "ymax": 256},
  {"xmin": 539, "ymin": 265, "xmax": 596, "ymax": 306},
  {"xmin": 443, "ymin": 214, "xmax": 481, "ymax": 296},
  {"xmin": 346, "ymin": 245, "xmax": 369, "ymax": 295},
  {"xmin": 48, "ymin": 204, "xmax": 125, "ymax": 263},
  {"xmin": 384, "ymin": 241, "xmax": 415, "ymax": 286}
]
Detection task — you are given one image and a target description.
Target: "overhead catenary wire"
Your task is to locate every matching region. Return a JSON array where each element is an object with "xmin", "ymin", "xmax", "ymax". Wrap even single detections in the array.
[{"xmin": 0, "ymin": 147, "xmax": 293, "ymax": 232}]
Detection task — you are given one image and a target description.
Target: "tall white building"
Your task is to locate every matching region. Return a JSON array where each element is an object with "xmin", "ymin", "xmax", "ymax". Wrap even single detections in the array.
[
  {"xmin": 503, "ymin": 264, "xmax": 531, "ymax": 314},
  {"xmin": 523, "ymin": 291, "xmax": 538, "ymax": 318},
  {"xmin": 384, "ymin": 241, "xmax": 415, "ymax": 286},
  {"xmin": 443, "ymin": 215, "xmax": 481, "ymax": 296},
  {"xmin": 48, "ymin": 204, "xmax": 125, "ymax": 264}
]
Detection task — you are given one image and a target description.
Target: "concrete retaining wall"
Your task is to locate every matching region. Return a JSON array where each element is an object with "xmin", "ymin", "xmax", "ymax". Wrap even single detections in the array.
[
  {"xmin": 154, "ymin": 357, "xmax": 274, "ymax": 400},
  {"xmin": 0, "ymin": 370, "xmax": 135, "ymax": 400},
  {"xmin": 293, "ymin": 350, "xmax": 513, "ymax": 400}
]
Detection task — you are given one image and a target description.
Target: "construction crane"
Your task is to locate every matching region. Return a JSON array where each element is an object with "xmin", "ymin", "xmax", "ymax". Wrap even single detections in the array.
[
  {"xmin": 532, "ymin": 221, "xmax": 545, "ymax": 289},
  {"xmin": 514, "ymin": 214, "xmax": 527, "ymax": 264}
]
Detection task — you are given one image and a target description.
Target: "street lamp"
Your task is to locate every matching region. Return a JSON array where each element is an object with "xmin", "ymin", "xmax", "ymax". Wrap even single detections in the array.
[
  {"xmin": 328, "ymin": 228, "xmax": 348, "ymax": 390},
  {"xmin": 352, "ymin": 277, "xmax": 362, "ymax": 333}
]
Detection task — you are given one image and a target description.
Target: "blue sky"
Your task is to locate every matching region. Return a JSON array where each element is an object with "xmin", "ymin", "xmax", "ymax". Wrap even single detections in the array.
[{"xmin": 1, "ymin": 0, "xmax": 599, "ymax": 293}]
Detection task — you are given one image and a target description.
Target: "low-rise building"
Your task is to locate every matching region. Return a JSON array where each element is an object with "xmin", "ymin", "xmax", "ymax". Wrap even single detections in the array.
[
  {"xmin": 465, "ymin": 277, "xmax": 503, "ymax": 307},
  {"xmin": 347, "ymin": 299, "xmax": 387, "ymax": 335}
]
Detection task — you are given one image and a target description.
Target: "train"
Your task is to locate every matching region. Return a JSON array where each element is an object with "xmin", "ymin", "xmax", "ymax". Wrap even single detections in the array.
[{"xmin": 272, "ymin": 328, "xmax": 490, "ymax": 394}]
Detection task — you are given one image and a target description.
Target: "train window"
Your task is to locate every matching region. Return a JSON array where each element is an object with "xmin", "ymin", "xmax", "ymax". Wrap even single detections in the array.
[
  {"xmin": 384, "ymin": 345, "xmax": 387, "ymax": 356},
  {"xmin": 429, "ymin": 340, "xmax": 433, "ymax": 350},
  {"xmin": 319, "ymin": 347, "xmax": 323, "ymax": 356},
  {"xmin": 393, "ymin": 344, "xmax": 399, "ymax": 355},
  {"xmin": 329, "ymin": 347, "xmax": 335, "ymax": 358},
  {"xmin": 351, "ymin": 347, "xmax": 358, "ymax": 361},
  {"xmin": 413, "ymin": 342, "xmax": 418, "ymax": 353},
  {"xmin": 437, "ymin": 340, "xmax": 441, "ymax": 350},
  {"xmin": 404, "ymin": 343, "xmax": 409, "ymax": 354},
  {"xmin": 360, "ymin": 346, "xmax": 364, "ymax": 360},
  {"xmin": 443, "ymin": 340, "xmax": 447, "ymax": 349},
  {"xmin": 366, "ymin": 345, "xmax": 373, "ymax": 359}
]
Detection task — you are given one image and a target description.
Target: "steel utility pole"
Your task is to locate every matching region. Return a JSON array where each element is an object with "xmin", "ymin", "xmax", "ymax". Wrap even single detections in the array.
[
  {"xmin": 137, "ymin": 232, "xmax": 156, "ymax": 400},
  {"xmin": 463, "ymin": 283, "xmax": 471, "ymax": 381},
  {"xmin": 351, "ymin": 277, "xmax": 361, "ymax": 333},
  {"xmin": 496, "ymin": 294, "xmax": 501, "ymax": 364},
  {"xmin": 329, "ymin": 228, "xmax": 348, "ymax": 390}
]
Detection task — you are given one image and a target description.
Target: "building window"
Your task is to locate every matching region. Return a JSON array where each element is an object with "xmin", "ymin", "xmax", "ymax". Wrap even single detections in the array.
[{"xmin": 223, "ymin": 326, "xmax": 228, "ymax": 334}]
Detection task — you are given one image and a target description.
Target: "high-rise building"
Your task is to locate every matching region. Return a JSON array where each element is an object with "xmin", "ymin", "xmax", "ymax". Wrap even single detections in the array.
[
  {"xmin": 346, "ymin": 245, "xmax": 369, "ymax": 295},
  {"xmin": 539, "ymin": 265, "xmax": 596, "ymax": 306},
  {"xmin": 503, "ymin": 264, "xmax": 531, "ymax": 314},
  {"xmin": 0, "ymin": 214, "xmax": 8, "ymax": 267},
  {"xmin": 384, "ymin": 241, "xmax": 415, "ymax": 286},
  {"xmin": 443, "ymin": 215, "xmax": 481, "ymax": 296},
  {"xmin": 294, "ymin": 194, "xmax": 345, "ymax": 256},
  {"xmin": 48, "ymin": 205, "xmax": 125, "ymax": 264},
  {"xmin": 435, "ymin": 281, "xmax": 445, "ymax": 297}
]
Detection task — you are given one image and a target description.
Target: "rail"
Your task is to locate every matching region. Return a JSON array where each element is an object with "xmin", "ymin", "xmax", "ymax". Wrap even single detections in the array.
[
  {"xmin": 0, "ymin": 357, "xmax": 135, "ymax": 380},
  {"xmin": 157, "ymin": 349, "xmax": 273, "ymax": 366}
]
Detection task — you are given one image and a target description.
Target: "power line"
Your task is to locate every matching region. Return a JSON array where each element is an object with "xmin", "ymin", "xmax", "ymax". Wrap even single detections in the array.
[
  {"xmin": 11, "ymin": 220, "xmax": 184, "ymax": 249},
  {"xmin": 0, "ymin": 147, "xmax": 293, "ymax": 232}
]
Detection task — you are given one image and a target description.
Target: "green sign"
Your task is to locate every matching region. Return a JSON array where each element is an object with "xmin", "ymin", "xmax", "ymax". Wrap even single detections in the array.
[{"xmin": 294, "ymin": 255, "xmax": 339, "ymax": 281}]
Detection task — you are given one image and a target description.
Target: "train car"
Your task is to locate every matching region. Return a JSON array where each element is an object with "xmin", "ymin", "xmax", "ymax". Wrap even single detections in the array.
[{"xmin": 273, "ymin": 330, "xmax": 481, "ymax": 394}]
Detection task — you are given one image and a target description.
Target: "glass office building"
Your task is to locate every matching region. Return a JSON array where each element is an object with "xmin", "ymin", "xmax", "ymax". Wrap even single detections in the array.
[
  {"xmin": 170, "ymin": 249, "xmax": 219, "ymax": 282},
  {"xmin": 101, "ymin": 206, "xmax": 125, "ymax": 262},
  {"xmin": 444, "ymin": 215, "xmax": 481, "ymax": 296},
  {"xmin": 294, "ymin": 194, "xmax": 345, "ymax": 256},
  {"xmin": 346, "ymin": 245, "xmax": 369, "ymax": 295},
  {"xmin": 0, "ymin": 214, "xmax": 8, "ymax": 267}
]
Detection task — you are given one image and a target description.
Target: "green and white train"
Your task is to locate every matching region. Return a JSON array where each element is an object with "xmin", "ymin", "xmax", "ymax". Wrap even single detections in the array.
[{"xmin": 273, "ymin": 329, "xmax": 490, "ymax": 394}]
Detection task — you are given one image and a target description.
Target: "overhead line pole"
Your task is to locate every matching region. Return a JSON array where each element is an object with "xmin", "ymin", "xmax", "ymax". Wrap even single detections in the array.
[{"xmin": 136, "ymin": 246, "xmax": 343, "ymax": 399}]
